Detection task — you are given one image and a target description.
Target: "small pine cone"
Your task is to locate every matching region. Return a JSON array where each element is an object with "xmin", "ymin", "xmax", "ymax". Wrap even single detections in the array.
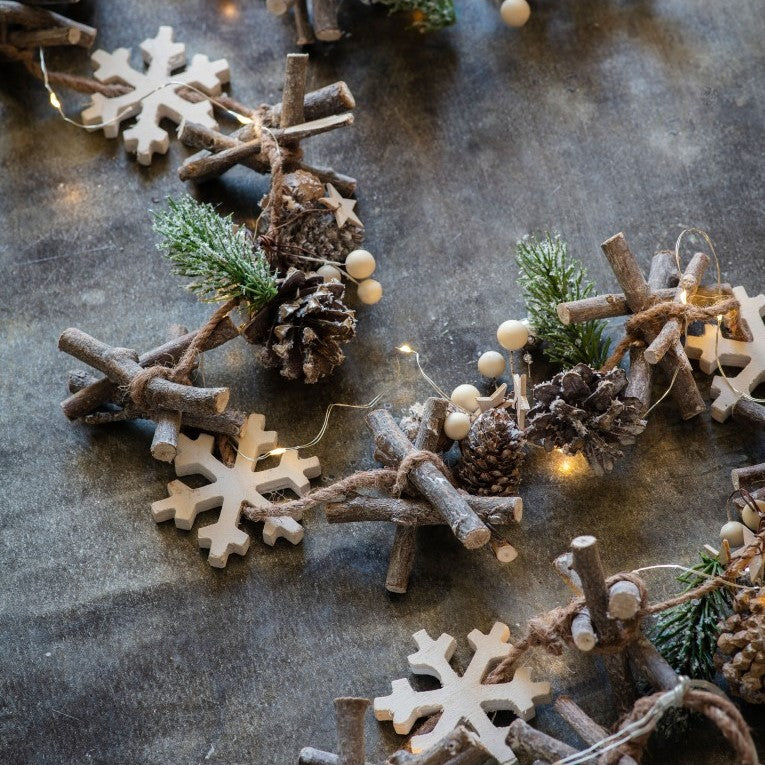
[
  {"xmin": 717, "ymin": 585, "xmax": 765, "ymax": 704},
  {"xmin": 456, "ymin": 408, "xmax": 526, "ymax": 496},
  {"xmin": 261, "ymin": 170, "xmax": 364, "ymax": 270},
  {"xmin": 241, "ymin": 269, "xmax": 356, "ymax": 383},
  {"xmin": 525, "ymin": 363, "xmax": 647, "ymax": 475}
]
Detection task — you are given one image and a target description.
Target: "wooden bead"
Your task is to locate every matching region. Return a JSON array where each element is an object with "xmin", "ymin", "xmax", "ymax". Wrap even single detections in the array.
[
  {"xmin": 451, "ymin": 384, "xmax": 480, "ymax": 413},
  {"xmin": 478, "ymin": 351, "xmax": 506, "ymax": 378},
  {"xmin": 742, "ymin": 499, "xmax": 765, "ymax": 531},
  {"xmin": 357, "ymin": 279, "xmax": 382, "ymax": 305},
  {"xmin": 720, "ymin": 520, "xmax": 746, "ymax": 546},
  {"xmin": 345, "ymin": 249, "xmax": 376, "ymax": 279},
  {"xmin": 317, "ymin": 264, "xmax": 342, "ymax": 282},
  {"xmin": 497, "ymin": 320, "xmax": 529, "ymax": 351},
  {"xmin": 500, "ymin": 0, "xmax": 531, "ymax": 27},
  {"xmin": 444, "ymin": 411, "xmax": 471, "ymax": 440}
]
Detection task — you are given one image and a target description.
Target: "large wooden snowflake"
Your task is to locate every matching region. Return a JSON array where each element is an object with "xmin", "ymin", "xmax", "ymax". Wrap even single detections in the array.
[
  {"xmin": 685, "ymin": 285, "xmax": 765, "ymax": 421},
  {"xmin": 152, "ymin": 413, "xmax": 320, "ymax": 567},
  {"xmin": 82, "ymin": 26, "xmax": 230, "ymax": 165},
  {"xmin": 373, "ymin": 622, "xmax": 551, "ymax": 764}
]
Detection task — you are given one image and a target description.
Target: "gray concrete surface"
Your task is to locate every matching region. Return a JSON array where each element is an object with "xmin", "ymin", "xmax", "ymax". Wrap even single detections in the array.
[{"xmin": 1, "ymin": 0, "xmax": 764, "ymax": 763}]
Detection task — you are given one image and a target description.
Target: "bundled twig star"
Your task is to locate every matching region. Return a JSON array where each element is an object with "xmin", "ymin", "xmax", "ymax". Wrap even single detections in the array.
[{"xmin": 242, "ymin": 397, "xmax": 523, "ymax": 593}]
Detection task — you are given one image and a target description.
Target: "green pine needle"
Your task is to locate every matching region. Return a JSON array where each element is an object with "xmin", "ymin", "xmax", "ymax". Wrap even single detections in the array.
[
  {"xmin": 649, "ymin": 552, "xmax": 732, "ymax": 681},
  {"xmin": 374, "ymin": 0, "xmax": 456, "ymax": 31},
  {"xmin": 152, "ymin": 196, "xmax": 277, "ymax": 314},
  {"xmin": 516, "ymin": 234, "xmax": 611, "ymax": 369}
]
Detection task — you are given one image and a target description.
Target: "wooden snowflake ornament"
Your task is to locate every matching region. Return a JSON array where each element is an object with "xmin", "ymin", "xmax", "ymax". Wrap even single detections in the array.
[
  {"xmin": 82, "ymin": 26, "xmax": 230, "ymax": 165},
  {"xmin": 151, "ymin": 413, "xmax": 320, "ymax": 567},
  {"xmin": 685, "ymin": 286, "xmax": 765, "ymax": 421},
  {"xmin": 374, "ymin": 622, "xmax": 551, "ymax": 764}
]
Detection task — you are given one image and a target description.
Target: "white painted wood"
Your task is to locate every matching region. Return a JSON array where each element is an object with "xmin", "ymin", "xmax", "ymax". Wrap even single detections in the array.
[
  {"xmin": 373, "ymin": 622, "xmax": 551, "ymax": 765},
  {"xmin": 685, "ymin": 286, "xmax": 765, "ymax": 421},
  {"xmin": 151, "ymin": 413, "xmax": 320, "ymax": 567},
  {"xmin": 82, "ymin": 26, "xmax": 230, "ymax": 165}
]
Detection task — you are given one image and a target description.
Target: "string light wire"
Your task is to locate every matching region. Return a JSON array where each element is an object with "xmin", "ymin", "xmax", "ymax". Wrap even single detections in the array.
[{"xmin": 396, "ymin": 345, "xmax": 452, "ymax": 402}]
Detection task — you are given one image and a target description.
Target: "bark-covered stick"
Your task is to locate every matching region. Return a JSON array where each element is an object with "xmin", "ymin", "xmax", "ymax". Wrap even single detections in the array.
[
  {"xmin": 608, "ymin": 580, "xmax": 641, "ymax": 620},
  {"xmin": 491, "ymin": 536, "xmax": 518, "ymax": 564},
  {"xmin": 601, "ymin": 233, "xmax": 653, "ymax": 309},
  {"xmin": 61, "ymin": 317, "xmax": 238, "ymax": 420},
  {"xmin": 0, "ymin": 1, "xmax": 97, "ymax": 45},
  {"xmin": 7, "ymin": 25, "xmax": 84, "ymax": 47},
  {"xmin": 388, "ymin": 726, "xmax": 490, "ymax": 765},
  {"xmin": 325, "ymin": 495, "xmax": 523, "ymax": 526},
  {"xmin": 553, "ymin": 552, "xmax": 583, "ymax": 594},
  {"xmin": 281, "ymin": 53, "xmax": 309, "ymax": 129},
  {"xmin": 571, "ymin": 535, "xmax": 635, "ymax": 708},
  {"xmin": 731, "ymin": 462, "xmax": 765, "ymax": 490},
  {"xmin": 292, "ymin": 0, "xmax": 315, "ymax": 45},
  {"xmin": 58, "ymin": 329, "xmax": 229, "ymax": 415},
  {"xmin": 151, "ymin": 325, "xmax": 188, "ymax": 463},
  {"xmin": 506, "ymin": 719, "xmax": 576, "ymax": 762},
  {"xmin": 557, "ymin": 288, "xmax": 675, "ymax": 325},
  {"xmin": 571, "ymin": 609, "xmax": 597, "ymax": 652},
  {"xmin": 627, "ymin": 635, "xmax": 679, "ymax": 691},
  {"xmin": 82, "ymin": 407, "xmax": 246, "ymax": 437},
  {"xmin": 366, "ymin": 410, "xmax": 491, "ymax": 549},
  {"xmin": 334, "ymin": 697, "xmax": 368, "ymax": 765},
  {"xmin": 553, "ymin": 698, "xmax": 640, "ymax": 765},
  {"xmin": 313, "ymin": 0, "xmax": 342, "ymax": 40},
  {"xmin": 732, "ymin": 399, "xmax": 765, "ymax": 430},
  {"xmin": 386, "ymin": 397, "xmax": 448, "ymax": 593},
  {"xmin": 644, "ymin": 252, "xmax": 710, "ymax": 365}
]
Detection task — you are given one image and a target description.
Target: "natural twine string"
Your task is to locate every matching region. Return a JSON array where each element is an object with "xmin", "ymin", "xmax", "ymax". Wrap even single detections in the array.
[
  {"xmin": 127, "ymin": 298, "xmax": 238, "ymax": 407},
  {"xmin": 601, "ymin": 295, "xmax": 739, "ymax": 372}
]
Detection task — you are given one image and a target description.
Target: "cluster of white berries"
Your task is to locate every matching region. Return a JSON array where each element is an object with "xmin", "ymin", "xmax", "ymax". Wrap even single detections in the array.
[
  {"xmin": 442, "ymin": 318, "xmax": 532, "ymax": 441},
  {"xmin": 499, "ymin": 0, "xmax": 531, "ymax": 28},
  {"xmin": 316, "ymin": 249, "xmax": 383, "ymax": 305},
  {"xmin": 720, "ymin": 499, "xmax": 764, "ymax": 548}
]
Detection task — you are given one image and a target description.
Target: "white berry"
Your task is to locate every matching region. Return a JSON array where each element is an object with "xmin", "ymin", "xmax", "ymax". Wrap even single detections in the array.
[
  {"xmin": 720, "ymin": 520, "xmax": 746, "ymax": 546},
  {"xmin": 500, "ymin": 0, "xmax": 531, "ymax": 27},
  {"xmin": 477, "ymin": 351, "xmax": 506, "ymax": 378},
  {"xmin": 741, "ymin": 499, "xmax": 765, "ymax": 531},
  {"xmin": 357, "ymin": 279, "xmax": 382, "ymax": 305},
  {"xmin": 451, "ymin": 384, "xmax": 480, "ymax": 413},
  {"xmin": 497, "ymin": 320, "xmax": 530, "ymax": 351},
  {"xmin": 444, "ymin": 411, "xmax": 471, "ymax": 441},
  {"xmin": 345, "ymin": 249, "xmax": 376, "ymax": 280},
  {"xmin": 317, "ymin": 264, "xmax": 342, "ymax": 282}
]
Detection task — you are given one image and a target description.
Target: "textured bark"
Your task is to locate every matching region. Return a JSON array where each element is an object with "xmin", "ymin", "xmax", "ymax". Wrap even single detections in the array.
[
  {"xmin": 60, "ymin": 318, "xmax": 238, "ymax": 420},
  {"xmin": 150, "ymin": 325, "xmax": 188, "ymax": 463},
  {"xmin": 388, "ymin": 726, "xmax": 490, "ymax": 765},
  {"xmin": 366, "ymin": 409, "xmax": 490, "ymax": 550},
  {"xmin": 312, "ymin": 0, "xmax": 342, "ymax": 41},
  {"xmin": 571, "ymin": 535, "xmax": 635, "ymax": 709},
  {"xmin": 732, "ymin": 399, "xmax": 765, "ymax": 430},
  {"xmin": 571, "ymin": 609, "xmax": 597, "ymax": 652},
  {"xmin": 0, "ymin": 1, "xmax": 96, "ymax": 45},
  {"xmin": 385, "ymin": 397, "xmax": 448, "ymax": 593},
  {"xmin": 58, "ymin": 329, "xmax": 229, "ymax": 415},
  {"xmin": 325, "ymin": 496, "xmax": 523, "ymax": 526},
  {"xmin": 334, "ymin": 697, "xmax": 368, "ymax": 765},
  {"xmin": 627, "ymin": 635, "xmax": 679, "ymax": 691},
  {"xmin": 557, "ymin": 288, "xmax": 675, "ymax": 324},
  {"xmin": 507, "ymin": 719, "xmax": 576, "ymax": 762},
  {"xmin": 281, "ymin": 53, "xmax": 309, "ymax": 129},
  {"xmin": 731, "ymin": 462, "xmax": 765, "ymax": 490}
]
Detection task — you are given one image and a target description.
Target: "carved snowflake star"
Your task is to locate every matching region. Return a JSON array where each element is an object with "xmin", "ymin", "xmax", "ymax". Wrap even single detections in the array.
[
  {"xmin": 374, "ymin": 622, "xmax": 551, "ymax": 764},
  {"xmin": 685, "ymin": 285, "xmax": 765, "ymax": 421},
  {"xmin": 82, "ymin": 26, "xmax": 230, "ymax": 165},
  {"xmin": 151, "ymin": 413, "xmax": 320, "ymax": 567}
]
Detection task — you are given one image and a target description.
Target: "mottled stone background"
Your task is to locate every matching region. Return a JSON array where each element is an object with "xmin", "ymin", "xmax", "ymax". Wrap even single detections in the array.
[{"xmin": 1, "ymin": 1, "xmax": 764, "ymax": 763}]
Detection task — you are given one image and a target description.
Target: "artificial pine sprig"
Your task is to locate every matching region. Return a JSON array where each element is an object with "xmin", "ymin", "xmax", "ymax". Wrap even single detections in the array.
[
  {"xmin": 373, "ymin": 0, "xmax": 456, "ymax": 32},
  {"xmin": 516, "ymin": 234, "xmax": 610, "ymax": 369},
  {"xmin": 649, "ymin": 552, "xmax": 733, "ymax": 681},
  {"xmin": 153, "ymin": 196, "xmax": 278, "ymax": 313}
]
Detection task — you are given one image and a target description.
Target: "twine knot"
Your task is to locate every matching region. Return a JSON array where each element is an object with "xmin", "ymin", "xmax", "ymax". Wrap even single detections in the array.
[{"xmin": 392, "ymin": 450, "xmax": 454, "ymax": 498}]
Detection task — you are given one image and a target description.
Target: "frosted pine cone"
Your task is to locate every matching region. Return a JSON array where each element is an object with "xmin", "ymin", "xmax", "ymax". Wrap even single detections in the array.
[
  {"xmin": 456, "ymin": 408, "xmax": 526, "ymax": 496},
  {"xmin": 525, "ymin": 363, "xmax": 646, "ymax": 475},
  {"xmin": 717, "ymin": 586, "xmax": 765, "ymax": 704},
  {"xmin": 242, "ymin": 269, "xmax": 356, "ymax": 383},
  {"xmin": 260, "ymin": 170, "xmax": 363, "ymax": 270}
]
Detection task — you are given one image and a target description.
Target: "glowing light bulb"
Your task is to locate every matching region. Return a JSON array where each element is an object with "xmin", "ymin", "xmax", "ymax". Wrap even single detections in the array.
[
  {"xmin": 679, "ymin": 289, "xmax": 688, "ymax": 305},
  {"xmin": 49, "ymin": 92, "xmax": 61, "ymax": 109},
  {"xmin": 559, "ymin": 457, "xmax": 575, "ymax": 475},
  {"xmin": 268, "ymin": 447, "xmax": 287, "ymax": 457},
  {"xmin": 397, "ymin": 344, "xmax": 414, "ymax": 354},
  {"xmin": 233, "ymin": 111, "xmax": 253, "ymax": 125}
]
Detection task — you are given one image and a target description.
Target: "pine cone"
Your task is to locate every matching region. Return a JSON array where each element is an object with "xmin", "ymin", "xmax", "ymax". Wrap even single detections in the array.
[
  {"xmin": 241, "ymin": 269, "xmax": 356, "ymax": 383},
  {"xmin": 456, "ymin": 407, "xmax": 526, "ymax": 496},
  {"xmin": 261, "ymin": 170, "xmax": 364, "ymax": 270},
  {"xmin": 717, "ymin": 586, "xmax": 765, "ymax": 704},
  {"xmin": 525, "ymin": 363, "xmax": 646, "ymax": 475}
]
